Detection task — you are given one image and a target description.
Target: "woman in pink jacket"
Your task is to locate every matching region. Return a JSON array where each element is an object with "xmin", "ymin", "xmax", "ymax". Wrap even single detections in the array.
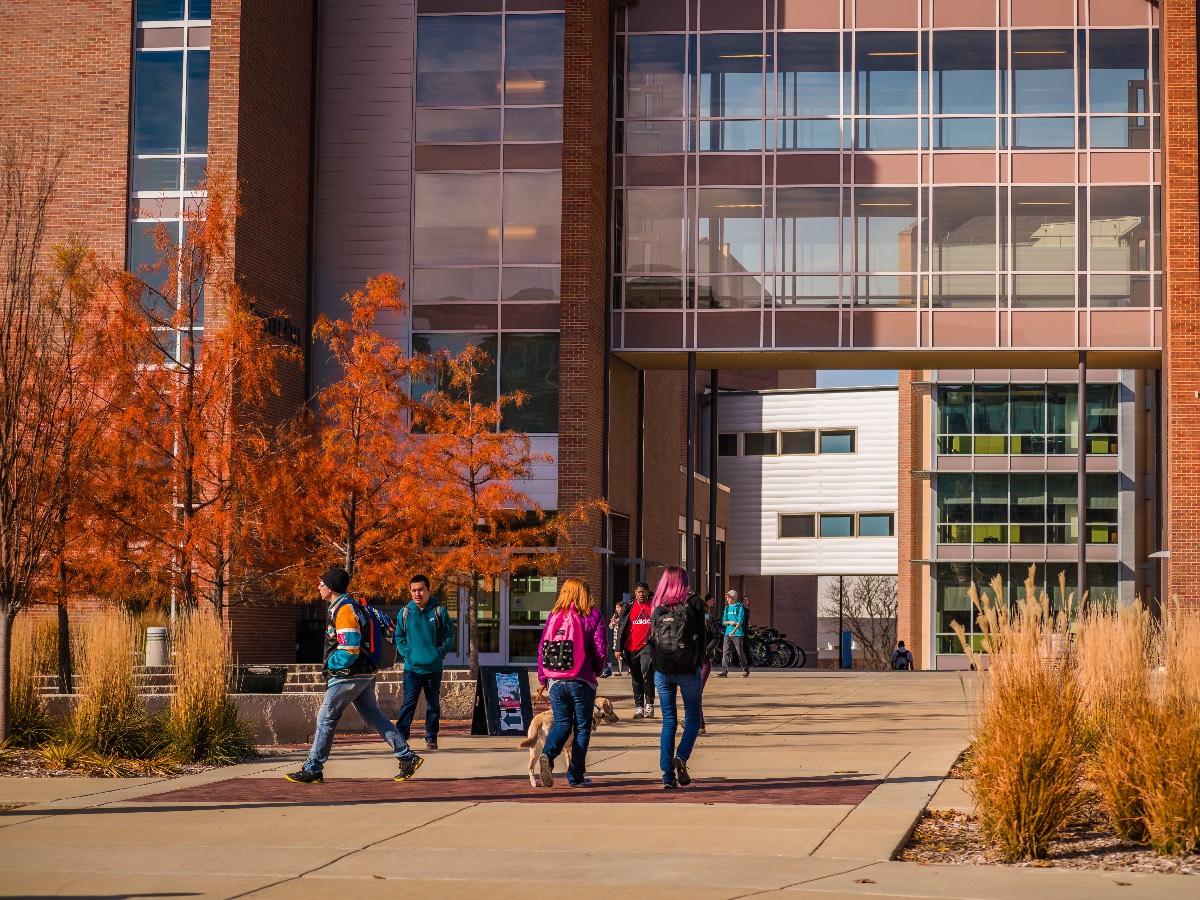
[{"xmin": 535, "ymin": 577, "xmax": 608, "ymax": 787}]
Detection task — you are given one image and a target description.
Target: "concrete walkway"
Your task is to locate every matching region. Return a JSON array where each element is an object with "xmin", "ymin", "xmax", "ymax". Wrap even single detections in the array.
[{"xmin": 0, "ymin": 671, "xmax": 1189, "ymax": 898}]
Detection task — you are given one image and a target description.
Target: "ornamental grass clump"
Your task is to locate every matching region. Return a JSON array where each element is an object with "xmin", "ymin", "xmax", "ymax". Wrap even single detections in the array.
[
  {"xmin": 165, "ymin": 610, "xmax": 254, "ymax": 764},
  {"xmin": 953, "ymin": 567, "xmax": 1088, "ymax": 860},
  {"xmin": 1135, "ymin": 612, "xmax": 1200, "ymax": 856},
  {"xmin": 1076, "ymin": 600, "xmax": 1154, "ymax": 841},
  {"xmin": 66, "ymin": 608, "xmax": 156, "ymax": 759},
  {"xmin": 8, "ymin": 614, "xmax": 53, "ymax": 746}
]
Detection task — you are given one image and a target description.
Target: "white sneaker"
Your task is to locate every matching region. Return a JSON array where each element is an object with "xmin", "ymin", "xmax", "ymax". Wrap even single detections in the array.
[
  {"xmin": 645, "ymin": 704, "xmax": 654, "ymax": 718},
  {"xmin": 632, "ymin": 706, "xmax": 645, "ymax": 719}
]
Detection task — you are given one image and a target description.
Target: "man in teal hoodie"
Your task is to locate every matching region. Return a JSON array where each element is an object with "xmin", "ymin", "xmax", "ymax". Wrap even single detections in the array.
[
  {"xmin": 717, "ymin": 589, "xmax": 750, "ymax": 677},
  {"xmin": 394, "ymin": 574, "xmax": 456, "ymax": 750}
]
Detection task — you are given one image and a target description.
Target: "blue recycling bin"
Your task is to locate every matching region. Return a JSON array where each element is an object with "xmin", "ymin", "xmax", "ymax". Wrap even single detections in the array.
[{"xmin": 840, "ymin": 630, "xmax": 853, "ymax": 669}]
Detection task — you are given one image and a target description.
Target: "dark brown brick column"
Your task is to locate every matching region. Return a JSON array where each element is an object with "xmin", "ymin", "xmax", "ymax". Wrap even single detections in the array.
[
  {"xmin": 896, "ymin": 369, "xmax": 924, "ymax": 666},
  {"xmin": 558, "ymin": 0, "xmax": 610, "ymax": 587},
  {"xmin": 1164, "ymin": 0, "xmax": 1200, "ymax": 614}
]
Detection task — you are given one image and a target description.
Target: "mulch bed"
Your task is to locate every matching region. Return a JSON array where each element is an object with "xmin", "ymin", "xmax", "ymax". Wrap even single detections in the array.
[
  {"xmin": 136, "ymin": 774, "xmax": 881, "ymax": 806},
  {"xmin": 900, "ymin": 804, "xmax": 1200, "ymax": 877}
]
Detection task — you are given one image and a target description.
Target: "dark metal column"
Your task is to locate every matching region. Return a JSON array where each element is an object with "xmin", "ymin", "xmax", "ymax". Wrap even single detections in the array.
[
  {"xmin": 708, "ymin": 370, "xmax": 719, "ymax": 599},
  {"xmin": 686, "ymin": 352, "xmax": 697, "ymax": 587},
  {"xmin": 1078, "ymin": 352, "xmax": 1087, "ymax": 605}
]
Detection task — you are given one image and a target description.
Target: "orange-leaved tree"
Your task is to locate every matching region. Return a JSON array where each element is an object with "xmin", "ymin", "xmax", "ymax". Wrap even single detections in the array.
[
  {"xmin": 415, "ymin": 344, "xmax": 601, "ymax": 676},
  {"xmin": 95, "ymin": 174, "xmax": 299, "ymax": 618},
  {"xmin": 289, "ymin": 274, "xmax": 434, "ymax": 597}
]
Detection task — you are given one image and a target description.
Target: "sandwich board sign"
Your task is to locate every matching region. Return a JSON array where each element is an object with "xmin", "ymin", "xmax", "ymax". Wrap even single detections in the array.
[{"xmin": 471, "ymin": 666, "xmax": 534, "ymax": 736}]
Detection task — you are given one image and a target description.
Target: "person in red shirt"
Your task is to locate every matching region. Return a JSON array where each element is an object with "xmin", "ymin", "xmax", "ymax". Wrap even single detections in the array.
[{"xmin": 615, "ymin": 581, "xmax": 656, "ymax": 718}]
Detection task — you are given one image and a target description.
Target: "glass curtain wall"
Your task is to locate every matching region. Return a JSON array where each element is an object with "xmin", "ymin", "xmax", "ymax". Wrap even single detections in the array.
[
  {"xmin": 129, "ymin": 0, "xmax": 211, "ymax": 350},
  {"xmin": 612, "ymin": 12, "xmax": 1161, "ymax": 322},
  {"xmin": 413, "ymin": 6, "xmax": 564, "ymax": 435},
  {"xmin": 936, "ymin": 383, "xmax": 1119, "ymax": 455}
]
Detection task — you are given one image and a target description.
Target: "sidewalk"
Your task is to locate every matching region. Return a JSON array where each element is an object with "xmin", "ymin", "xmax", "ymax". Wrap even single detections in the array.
[{"xmin": 0, "ymin": 671, "xmax": 1190, "ymax": 898}]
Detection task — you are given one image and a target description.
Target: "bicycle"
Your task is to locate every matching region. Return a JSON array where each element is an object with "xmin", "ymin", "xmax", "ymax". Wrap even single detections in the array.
[{"xmin": 748, "ymin": 625, "xmax": 801, "ymax": 668}]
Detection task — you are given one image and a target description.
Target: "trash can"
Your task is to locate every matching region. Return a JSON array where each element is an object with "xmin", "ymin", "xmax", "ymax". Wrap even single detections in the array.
[
  {"xmin": 235, "ymin": 665, "xmax": 287, "ymax": 694},
  {"xmin": 840, "ymin": 630, "xmax": 853, "ymax": 670},
  {"xmin": 146, "ymin": 627, "xmax": 169, "ymax": 667}
]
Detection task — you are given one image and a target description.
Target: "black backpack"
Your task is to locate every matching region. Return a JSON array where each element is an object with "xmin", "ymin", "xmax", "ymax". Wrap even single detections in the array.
[{"xmin": 650, "ymin": 598, "xmax": 701, "ymax": 675}]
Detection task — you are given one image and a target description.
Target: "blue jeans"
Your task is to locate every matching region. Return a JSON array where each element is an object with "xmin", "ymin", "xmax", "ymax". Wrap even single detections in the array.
[
  {"xmin": 395, "ymin": 669, "xmax": 443, "ymax": 742},
  {"xmin": 304, "ymin": 678, "xmax": 414, "ymax": 774},
  {"xmin": 542, "ymin": 679, "xmax": 596, "ymax": 785},
  {"xmin": 655, "ymin": 667, "xmax": 703, "ymax": 784}
]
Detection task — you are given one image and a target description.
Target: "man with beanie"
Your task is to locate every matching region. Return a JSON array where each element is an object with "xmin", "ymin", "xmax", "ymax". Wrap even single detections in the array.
[
  {"xmin": 286, "ymin": 567, "xmax": 423, "ymax": 784},
  {"xmin": 394, "ymin": 573, "xmax": 456, "ymax": 751},
  {"xmin": 615, "ymin": 581, "xmax": 655, "ymax": 718}
]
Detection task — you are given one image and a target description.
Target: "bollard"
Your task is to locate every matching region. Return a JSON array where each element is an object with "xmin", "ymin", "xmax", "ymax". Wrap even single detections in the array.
[{"xmin": 146, "ymin": 626, "xmax": 169, "ymax": 667}]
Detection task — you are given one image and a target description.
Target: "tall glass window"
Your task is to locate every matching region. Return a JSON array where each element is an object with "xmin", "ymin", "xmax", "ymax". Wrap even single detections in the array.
[
  {"xmin": 929, "ymin": 187, "xmax": 998, "ymax": 308},
  {"xmin": 931, "ymin": 31, "xmax": 998, "ymax": 150},
  {"xmin": 854, "ymin": 187, "xmax": 920, "ymax": 306},
  {"xmin": 416, "ymin": 17, "xmax": 503, "ymax": 107},
  {"xmin": 1088, "ymin": 29, "xmax": 1153, "ymax": 148},
  {"xmin": 775, "ymin": 32, "xmax": 841, "ymax": 150},
  {"xmin": 1010, "ymin": 29, "xmax": 1075, "ymax": 148}
]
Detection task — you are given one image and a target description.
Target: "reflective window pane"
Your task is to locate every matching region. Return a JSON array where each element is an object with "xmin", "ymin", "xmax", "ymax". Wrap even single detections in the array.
[
  {"xmin": 625, "ymin": 120, "xmax": 688, "ymax": 153},
  {"xmin": 1012, "ymin": 116, "xmax": 1075, "ymax": 148},
  {"xmin": 505, "ymin": 14, "xmax": 564, "ymax": 106},
  {"xmin": 698, "ymin": 119, "xmax": 765, "ymax": 151},
  {"xmin": 412, "ymin": 332, "xmax": 499, "ymax": 406},
  {"xmin": 626, "ymin": 34, "xmax": 688, "ymax": 119},
  {"xmin": 780, "ymin": 514, "xmax": 815, "ymax": 538},
  {"xmin": 698, "ymin": 33, "xmax": 765, "ymax": 118},
  {"xmin": 1090, "ymin": 186, "xmax": 1150, "ymax": 271},
  {"xmin": 183, "ymin": 156, "xmax": 206, "ymax": 189},
  {"xmin": 931, "ymin": 274, "xmax": 997, "ymax": 308},
  {"xmin": 1090, "ymin": 273, "xmax": 1153, "ymax": 308},
  {"xmin": 1012, "ymin": 274, "xmax": 1075, "ymax": 307},
  {"xmin": 743, "ymin": 432, "xmax": 777, "ymax": 455},
  {"xmin": 622, "ymin": 275, "xmax": 687, "ymax": 309},
  {"xmin": 500, "ymin": 333, "xmax": 559, "ymax": 432},
  {"xmin": 416, "ymin": 108, "xmax": 501, "ymax": 143},
  {"xmin": 138, "ymin": 0, "xmax": 184, "ymax": 20},
  {"xmin": 771, "ymin": 275, "xmax": 841, "ymax": 307},
  {"xmin": 855, "ymin": 32, "xmax": 921, "ymax": 116},
  {"xmin": 696, "ymin": 274, "xmax": 762, "ymax": 309},
  {"xmin": 134, "ymin": 51, "xmax": 184, "ymax": 154},
  {"xmin": 625, "ymin": 189, "xmax": 686, "ymax": 273},
  {"xmin": 129, "ymin": 220, "xmax": 179, "ymax": 310},
  {"xmin": 502, "ymin": 268, "xmax": 560, "ymax": 301},
  {"xmin": 133, "ymin": 157, "xmax": 181, "ymax": 193},
  {"xmin": 718, "ymin": 433, "xmax": 738, "ymax": 456},
  {"xmin": 504, "ymin": 106, "xmax": 562, "ymax": 142},
  {"xmin": 184, "ymin": 50, "xmax": 209, "ymax": 154},
  {"xmin": 1012, "ymin": 187, "xmax": 1075, "ymax": 271},
  {"xmin": 416, "ymin": 16, "xmax": 502, "ymax": 107},
  {"xmin": 820, "ymin": 429, "xmax": 855, "ymax": 453},
  {"xmin": 188, "ymin": 0, "xmax": 209, "ymax": 18},
  {"xmin": 1089, "ymin": 30, "xmax": 1149, "ymax": 113},
  {"xmin": 819, "ymin": 514, "xmax": 853, "ymax": 537},
  {"xmin": 933, "ymin": 117, "xmax": 997, "ymax": 149},
  {"xmin": 780, "ymin": 430, "xmax": 816, "ymax": 454},
  {"xmin": 502, "ymin": 172, "xmax": 561, "ymax": 264},
  {"xmin": 697, "ymin": 188, "xmax": 765, "ymax": 274},
  {"xmin": 412, "ymin": 268, "xmax": 499, "ymax": 303},
  {"xmin": 775, "ymin": 32, "xmax": 840, "ymax": 116},
  {"xmin": 1011, "ymin": 30, "xmax": 1074, "ymax": 114},
  {"xmin": 932, "ymin": 31, "xmax": 997, "ymax": 115},
  {"xmin": 775, "ymin": 118, "xmax": 841, "ymax": 150},
  {"xmin": 854, "ymin": 187, "xmax": 920, "ymax": 272},
  {"xmin": 413, "ymin": 173, "xmax": 501, "ymax": 265},
  {"xmin": 1090, "ymin": 115, "xmax": 1154, "ymax": 149},
  {"xmin": 858, "ymin": 514, "xmax": 894, "ymax": 537},
  {"xmin": 773, "ymin": 187, "xmax": 842, "ymax": 273},
  {"xmin": 930, "ymin": 187, "xmax": 996, "ymax": 272},
  {"xmin": 855, "ymin": 117, "xmax": 922, "ymax": 150}
]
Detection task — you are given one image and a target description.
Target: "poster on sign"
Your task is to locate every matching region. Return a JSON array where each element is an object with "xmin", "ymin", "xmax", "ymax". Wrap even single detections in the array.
[{"xmin": 471, "ymin": 666, "xmax": 535, "ymax": 736}]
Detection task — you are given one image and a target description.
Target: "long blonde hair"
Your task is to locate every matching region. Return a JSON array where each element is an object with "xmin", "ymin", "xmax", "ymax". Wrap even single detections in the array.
[{"xmin": 551, "ymin": 577, "xmax": 594, "ymax": 616}]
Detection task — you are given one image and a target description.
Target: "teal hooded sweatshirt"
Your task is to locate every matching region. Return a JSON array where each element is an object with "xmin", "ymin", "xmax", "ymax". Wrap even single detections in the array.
[{"xmin": 395, "ymin": 599, "xmax": 456, "ymax": 674}]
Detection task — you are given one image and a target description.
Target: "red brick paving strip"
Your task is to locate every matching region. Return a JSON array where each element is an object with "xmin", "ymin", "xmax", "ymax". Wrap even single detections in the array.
[{"xmin": 137, "ymin": 776, "xmax": 879, "ymax": 806}]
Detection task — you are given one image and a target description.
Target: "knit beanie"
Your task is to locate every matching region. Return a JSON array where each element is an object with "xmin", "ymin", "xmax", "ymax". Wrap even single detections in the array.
[{"xmin": 321, "ymin": 567, "xmax": 351, "ymax": 594}]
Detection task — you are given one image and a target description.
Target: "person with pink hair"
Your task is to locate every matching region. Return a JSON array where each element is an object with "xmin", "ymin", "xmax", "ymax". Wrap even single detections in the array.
[{"xmin": 645, "ymin": 566, "xmax": 707, "ymax": 789}]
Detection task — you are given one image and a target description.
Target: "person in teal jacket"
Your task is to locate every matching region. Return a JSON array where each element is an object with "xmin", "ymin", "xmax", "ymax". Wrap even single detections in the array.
[
  {"xmin": 394, "ymin": 574, "xmax": 457, "ymax": 750},
  {"xmin": 717, "ymin": 589, "xmax": 750, "ymax": 677}
]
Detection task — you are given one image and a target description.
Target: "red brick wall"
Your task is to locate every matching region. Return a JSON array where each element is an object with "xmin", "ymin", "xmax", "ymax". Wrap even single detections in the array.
[
  {"xmin": 896, "ymin": 369, "xmax": 924, "ymax": 665},
  {"xmin": 1163, "ymin": 0, "xmax": 1199, "ymax": 613},
  {"xmin": 559, "ymin": 0, "xmax": 611, "ymax": 587},
  {"xmin": 0, "ymin": 2, "xmax": 131, "ymax": 268}
]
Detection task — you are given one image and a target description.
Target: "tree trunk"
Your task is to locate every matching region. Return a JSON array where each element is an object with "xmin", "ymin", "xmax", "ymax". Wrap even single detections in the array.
[
  {"xmin": 0, "ymin": 609, "xmax": 12, "ymax": 743},
  {"xmin": 468, "ymin": 573, "xmax": 479, "ymax": 678},
  {"xmin": 56, "ymin": 601, "xmax": 72, "ymax": 694}
]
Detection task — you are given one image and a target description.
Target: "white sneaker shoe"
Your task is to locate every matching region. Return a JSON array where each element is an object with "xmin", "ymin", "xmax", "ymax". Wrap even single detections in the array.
[
  {"xmin": 632, "ymin": 706, "xmax": 645, "ymax": 719},
  {"xmin": 645, "ymin": 704, "xmax": 654, "ymax": 718}
]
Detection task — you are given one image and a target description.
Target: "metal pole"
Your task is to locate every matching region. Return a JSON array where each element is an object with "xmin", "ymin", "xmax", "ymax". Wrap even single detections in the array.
[
  {"xmin": 708, "ymin": 370, "xmax": 719, "ymax": 599},
  {"xmin": 1078, "ymin": 351, "xmax": 1087, "ymax": 608},
  {"xmin": 686, "ymin": 352, "xmax": 697, "ymax": 586},
  {"xmin": 838, "ymin": 574, "xmax": 845, "ymax": 670}
]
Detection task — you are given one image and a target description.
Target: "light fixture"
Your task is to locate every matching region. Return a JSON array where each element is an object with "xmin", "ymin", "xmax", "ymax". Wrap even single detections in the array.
[
  {"xmin": 868, "ymin": 51, "xmax": 918, "ymax": 56},
  {"xmin": 860, "ymin": 202, "xmax": 913, "ymax": 207},
  {"xmin": 713, "ymin": 203, "xmax": 763, "ymax": 209},
  {"xmin": 718, "ymin": 54, "xmax": 768, "ymax": 59},
  {"xmin": 504, "ymin": 78, "xmax": 548, "ymax": 91},
  {"xmin": 1014, "ymin": 50, "xmax": 1068, "ymax": 55},
  {"xmin": 1017, "ymin": 201, "xmax": 1072, "ymax": 206},
  {"xmin": 486, "ymin": 225, "xmax": 538, "ymax": 237}
]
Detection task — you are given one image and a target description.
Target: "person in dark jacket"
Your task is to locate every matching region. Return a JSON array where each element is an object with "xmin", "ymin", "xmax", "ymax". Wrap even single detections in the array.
[
  {"xmin": 286, "ymin": 567, "xmax": 422, "ymax": 784},
  {"xmin": 394, "ymin": 574, "xmax": 456, "ymax": 751},
  {"xmin": 616, "ymin": 582, "xmax": 656, "ymax": 717},
  {"xmin": 891, "ymin": 640, "xmax": 914, "ymax": 671},
  {"xmin": 646, "ymin": 566, "xmax": 706, "ymax": 789}
]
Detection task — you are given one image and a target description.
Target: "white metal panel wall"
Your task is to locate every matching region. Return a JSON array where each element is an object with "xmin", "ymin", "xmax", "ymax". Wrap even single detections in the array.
[
  {"xmin": 719, "ymin": 388, "xmax": 899, "ymax": 577},
  {"xmin": 312, "ymin": 0, "xmax": 415, "ymax": 390}
]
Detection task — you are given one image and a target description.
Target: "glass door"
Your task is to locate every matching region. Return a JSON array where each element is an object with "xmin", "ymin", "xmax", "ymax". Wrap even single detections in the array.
[{"xmin": 508, "ymin": 572, "xmax": 557, "ymax": 664}]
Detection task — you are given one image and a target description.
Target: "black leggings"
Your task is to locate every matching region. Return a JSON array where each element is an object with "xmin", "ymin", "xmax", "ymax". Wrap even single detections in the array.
[{"xmin": 622, "ymin": 648, "xmax": 655, "ymax": 707}]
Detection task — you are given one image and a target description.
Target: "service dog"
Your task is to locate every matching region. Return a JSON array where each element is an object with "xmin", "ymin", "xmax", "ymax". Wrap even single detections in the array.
[{"xmin": 518, "ymin": 695, "xmax": 618, "ymax": 786}]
